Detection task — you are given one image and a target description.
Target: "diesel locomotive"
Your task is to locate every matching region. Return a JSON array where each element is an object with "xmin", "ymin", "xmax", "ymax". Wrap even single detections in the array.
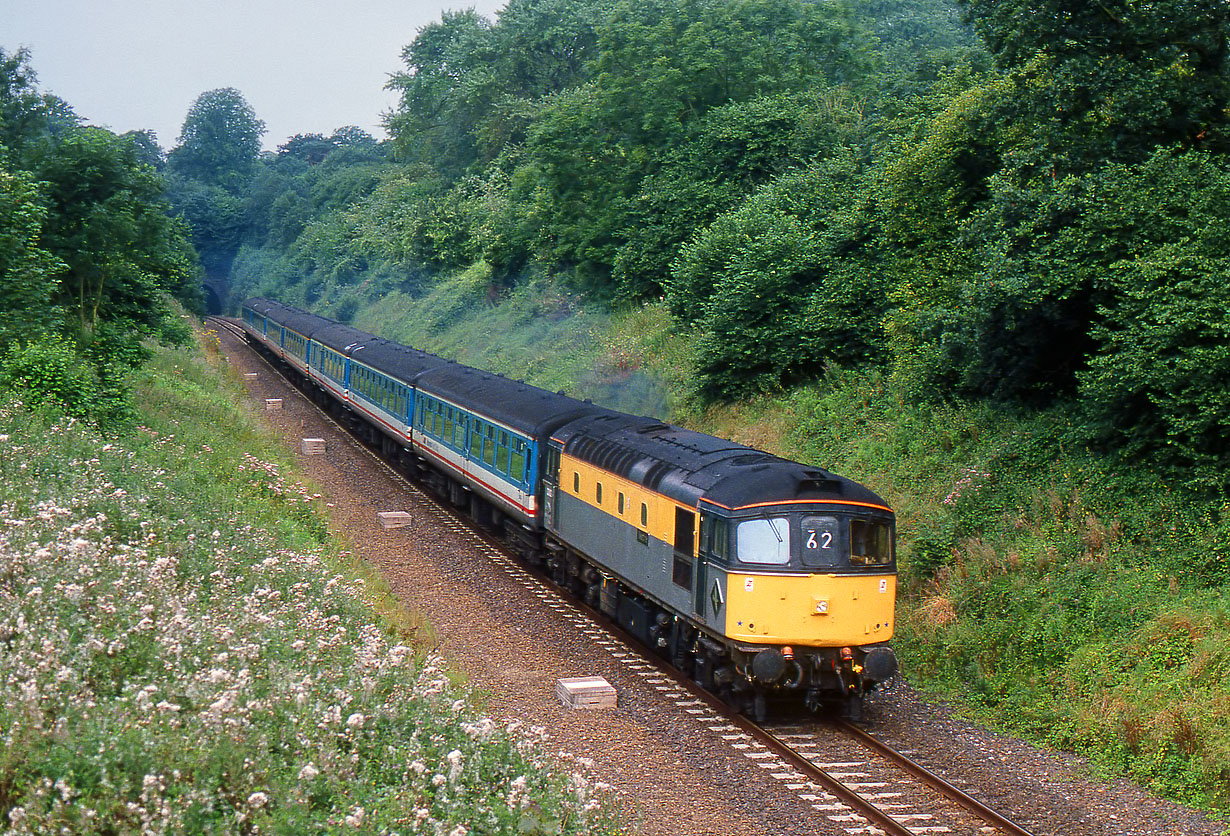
[{"xmin": 238, "ymin": 298, "xmax": 897, "ymax": 719}]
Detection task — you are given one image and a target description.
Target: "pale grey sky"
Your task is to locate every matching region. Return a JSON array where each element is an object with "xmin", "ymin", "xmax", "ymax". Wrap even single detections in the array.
[{"xmin": 0, "ymin": 0, "xmax": 507, "ymax": 151}]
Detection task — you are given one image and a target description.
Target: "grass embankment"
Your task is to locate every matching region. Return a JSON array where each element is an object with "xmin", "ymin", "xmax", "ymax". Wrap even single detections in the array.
[
  {"xmin": 0, "ymin": 327, "xmax": 629, "ymax": 834},
  {"xmin": 345, "ymin": 272, "xmax": 1230, "ymax": 814}
]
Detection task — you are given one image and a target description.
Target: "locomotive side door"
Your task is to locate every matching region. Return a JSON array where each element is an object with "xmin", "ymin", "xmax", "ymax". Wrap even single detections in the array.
[{"xmin": 542, "ymin": 444, "xmax": 561, "ymax": 531}]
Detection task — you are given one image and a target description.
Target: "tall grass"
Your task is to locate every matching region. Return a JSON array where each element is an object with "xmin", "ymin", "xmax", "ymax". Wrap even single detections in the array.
[{"xmin": 0, "ymin": 328, "xmax": 629, "ymax": 834}]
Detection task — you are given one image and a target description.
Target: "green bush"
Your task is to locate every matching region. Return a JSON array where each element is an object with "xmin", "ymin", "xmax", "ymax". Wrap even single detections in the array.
[
  {"xmin": 670, "ymin": 154, "xmax": 888, "ymax": 400},
  {"xmin": 0, "ymin": 335, "xmax": 132, "ymax": 426}
]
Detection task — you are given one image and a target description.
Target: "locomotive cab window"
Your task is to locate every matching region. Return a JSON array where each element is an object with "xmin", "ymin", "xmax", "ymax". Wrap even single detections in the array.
[
  {"xmin": 736, "ymin": 517, "xmax": 790, "ymax": 565},
  {"xmin": 850, "ymin": 520, "xmax": 893, "ymax": 566},
  {"xmin": 801, "ymin": 515, "xmax": 840, "ymax": 568},
  {"xmin": 701, "ymin": 515, "xmax": 730, "ymax": 562}
]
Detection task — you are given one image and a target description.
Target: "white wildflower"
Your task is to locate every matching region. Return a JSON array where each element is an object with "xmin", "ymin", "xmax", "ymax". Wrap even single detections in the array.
[
  {"xmin": 247, "ymin": 791, "xmax": 269, "ymax": 808},
  {"xmin": 298, "ymin": 763, "xmax": 319, "ymax": 781}
]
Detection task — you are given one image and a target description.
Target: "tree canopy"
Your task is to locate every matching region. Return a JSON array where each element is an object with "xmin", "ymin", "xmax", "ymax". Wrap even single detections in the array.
[
  {"xmin": 167, "ymin": 87, "xmax": 265, "ymax": 192},
  {"xmin": 0, "ymin": 48, "xmax": 200, "ymax": 423},
  {"xmin": 217, "ymin": 0, "xmax": 1230, "ymax": 491}
]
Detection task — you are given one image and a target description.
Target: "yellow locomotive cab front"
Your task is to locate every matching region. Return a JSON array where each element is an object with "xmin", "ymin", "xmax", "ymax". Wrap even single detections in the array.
[{"xmin": 724, "ymin": 571, "xmax": 896, "ymax": 646}]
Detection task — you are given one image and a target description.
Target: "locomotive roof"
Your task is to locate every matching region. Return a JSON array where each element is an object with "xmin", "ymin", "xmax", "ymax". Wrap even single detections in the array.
[
  {"xmin": 552, "ymin": 412, "xmax": 891, "ymax": 513},
  {"xmin": 415, "ymin": 364, "xmax": 613, "ymax": 438}
]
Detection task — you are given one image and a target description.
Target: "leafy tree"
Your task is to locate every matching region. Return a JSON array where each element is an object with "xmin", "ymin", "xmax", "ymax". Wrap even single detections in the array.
[
  {"xmin": 0, "ymin": 47, "xmax": 79, "ymax": 160},
  {"xmin": 882, "ymin": 0, "xmax": 1230, "ymax": 410},
  {"xmin": 167, "ymin": 88, "xmax": 265, "ymax": 192},
  {"xmin": 279, "ymin": 132, "xmax": 336, "ymax": 165},
  {"xmin": 0, "ymin": 165, "xmax": 63, "ymax": 348},
  {"xmin": 0, "ymin": 333, "xmax": 132, "ymax": 424},
  {"xmin": 0, "ymin": 49, "xmax": 200, "ymax": 426},
  {"xmin": 166, "ymin": 176, "xmax": 246, "ymax": 281},
  {"xmin": 493, "ymin": 0, "xmax": 601, "ymax": 97},
  {"xmin": 673, "ymin": 153, "xmax": 887, "ymax": 399},
  {"xmin": 956, "ymin": 0, "xmax": 1230, "ymax": 176},
  {"xmin": 615, "ymin": 88, "xmax": 871, "ymax": 299},
  {"xmin": 122, "ymin": 129, "xmax": 164, "ymax": 169},
  {"xmin": 1073, "ymin": 149, "xmax": 1230, "ymax": 489},
  {"xmin": 385, "ymin": 9, "xmax": 498, "ymax": 173},
  {"xmin": 35, "ymin": 127, "xmax": 199, "ymax": 338}
]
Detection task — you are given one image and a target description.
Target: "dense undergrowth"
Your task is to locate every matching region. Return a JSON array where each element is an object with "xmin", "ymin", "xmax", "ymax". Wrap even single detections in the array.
[
  {"xmin": 0, "ymin": 323, "xmax": 630, "ymax": 835},
  {"xmin": 338, "ymin": 271, "xmax": 1230, "ymax": 815}
]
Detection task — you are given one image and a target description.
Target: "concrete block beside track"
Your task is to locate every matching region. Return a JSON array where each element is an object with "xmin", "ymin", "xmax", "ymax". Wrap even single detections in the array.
[
  {"xmin": 377, "ymin": 511, "xmax": 413, "ymax": 529},
  {"xmin": 555, "ymin": 676, "xmax": 617, "ymax": 709}
]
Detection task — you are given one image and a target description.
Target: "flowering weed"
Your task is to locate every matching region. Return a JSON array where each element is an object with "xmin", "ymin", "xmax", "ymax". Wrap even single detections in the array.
[{"xmin": 0, "ymin": 341, "xmax": 630, "ymax": 835}]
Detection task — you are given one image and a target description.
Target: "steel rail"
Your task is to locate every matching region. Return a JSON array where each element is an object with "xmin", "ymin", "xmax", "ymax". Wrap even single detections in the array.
[{"xmin": 836, "ymin": 719, "xmax": 1038, "ymax": 836}]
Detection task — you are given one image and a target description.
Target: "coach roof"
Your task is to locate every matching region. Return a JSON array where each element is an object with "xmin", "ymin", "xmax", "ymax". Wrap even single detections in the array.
[
  {"xmin": 416, "ymin": 363, "xmax": 613, "ymax": 438},
  {"xmin": 349, "ymin": 337, "xmax": 452, "ymax": 383}
]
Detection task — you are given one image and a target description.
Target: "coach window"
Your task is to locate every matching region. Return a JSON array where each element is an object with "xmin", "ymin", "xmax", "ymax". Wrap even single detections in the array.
[
  {"xmin": 482, "ymin": 425, "xmax": 496, "ymax": 467},
  {"xmin": 469, "ymin": 421, "xmax": 483, "ymax": 458},
  {"xmin": 443, "ymin": 407, "xmax": 454, "ymax": 442},
  {"xmin": 496, "ymin": 431, "xmax": 510, "ymax": 474},
  {"xmin": 514, "ymin": 442, "xmax": 529, "ymax": 485},
  {"xmin": 454, "ymin": 416, "xmax": 468, "ymax": 449}
]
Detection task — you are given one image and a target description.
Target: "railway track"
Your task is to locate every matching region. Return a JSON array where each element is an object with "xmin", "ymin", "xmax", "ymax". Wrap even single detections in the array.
[{"xmin": 209, "ymin": 315, "xmax": 1043, "ymax": 836}]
